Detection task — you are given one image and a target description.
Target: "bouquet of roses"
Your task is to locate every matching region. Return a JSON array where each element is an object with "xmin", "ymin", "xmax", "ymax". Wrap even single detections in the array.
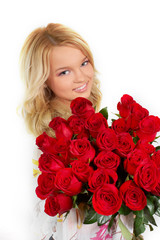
[{"xmin": 35, "ymin": 94, "xmax": 160, "ymax": 239}]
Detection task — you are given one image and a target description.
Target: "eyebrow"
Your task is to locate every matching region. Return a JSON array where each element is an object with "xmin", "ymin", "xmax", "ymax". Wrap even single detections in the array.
[{"xmin": 55, "ymin": 56, "xmax": 88, "ymax": 72}]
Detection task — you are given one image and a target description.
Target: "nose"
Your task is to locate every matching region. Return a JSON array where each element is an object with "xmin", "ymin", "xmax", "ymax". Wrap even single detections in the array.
[{"xmin": 74, "ymin": 68, "xmax": 85, "ymax": 83}]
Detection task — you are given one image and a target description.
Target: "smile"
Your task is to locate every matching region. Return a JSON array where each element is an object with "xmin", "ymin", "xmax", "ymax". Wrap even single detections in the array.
[{"xmin": 73, "ymin": 82, "xmax": 88, "ymax": 92}]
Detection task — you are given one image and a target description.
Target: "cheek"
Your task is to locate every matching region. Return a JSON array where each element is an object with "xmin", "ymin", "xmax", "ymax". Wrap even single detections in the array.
[
  {"xmin": 82, "ymin": 64, "xmax": 94, "ymax": 79},
  {"xmin": 87, "ymin": 65, "xmax": 94, "ymax": 78},
  {"xmin": 48, "ymin": 77, "xmax": 72, "ymax": 93}
]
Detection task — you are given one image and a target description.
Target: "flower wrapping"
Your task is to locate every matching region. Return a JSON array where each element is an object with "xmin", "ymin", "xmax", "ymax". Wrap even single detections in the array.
[{"xmin": 35, "ymin": 94, "xmax": 160, "ymax": 239}]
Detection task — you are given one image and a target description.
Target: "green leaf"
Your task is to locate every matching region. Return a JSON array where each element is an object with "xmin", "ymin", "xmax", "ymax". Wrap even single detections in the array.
[
  {"xmin": 133, "ymin": 209, "xmax": 144, "ymax": 218},
  {"xmin": 155, "ymin": 197, "xmax": 160, "ymax": 216},
  {"xmin": 111, "ymin": 118, "xmax": 116, "ymax": 123},
  {"xmin": 83, "ymin": 207, "xmax": 98, "ymax": 224},
  {"xmin": 118, "ymin": 216, "xmax": 132, "ymax": 240},
  {"xmin": 125, "ymin": 175, "xmax": 130, "ymax": 181},
  {"xmin": 148, "ymin": 224, "xmax": 154, "ymax": 231},
  {"xmin": 143, "ymin": 217, "xmax": 148, "ymax": 224},
  {"xmin": 133, "ymin": 136, "xmax": 139, "ymax": 144},
  {"xmin": 118, "ymin": 203, "xmax": 132, "ymax": 215},
  {"xmin": 147, "ymin": 197, "xmax": 155, "ymax": 215},
  {"xmin": 132, "ymin": 235, "xmax": 144, "ymax": 240},
  {"xmin": 108, "ymin": 213, "xmax": 118, "ymax": 232},
  {"xmin": 144, "ymin": 207, "xmax": 157, "ymax": 226},
  {"xmin": 114, "ymin": 113, "xmax": 121, "ymax": 118},
  {"xmin": 155, "ymin": 206, "xmax": 160, "ymax": 217},
  {"xmin": 87, "ymin": 195, "xmax": 93, "ymax": 205},
  {"xmin": 156, "ymin": 146, "xmax": 160, "ymax": 151},
  {"xmin": 155, "ymin": 135, "xmax": 160, "ymax": 140},
  {"xmin": 81, "ymin": 189, "xmax": 88, "ymax": 194},
  {"xmin": 147, "ymin": 195, "xmax": 159, "ymax": 215},
  {"xmin": 72, "ymin": 134, "xmax": 78, "ymax": 139},
  {"xmin": 72, "ymin": 195, "xmax": 78, "ymax": 208},
  {"xmin": 97, "ymin": 214, "xmax": 111, "ymax": 226},
  {"xmin": 99, "ymin": 107, "xmax": 108, "ymax": 120},
  {"xmin": 63, "ymin": 211, "xmax": 70, "ymax": 220},
  {"xmin": 134, "ymin": 215, "xmax": 146, "ymax": 237}
]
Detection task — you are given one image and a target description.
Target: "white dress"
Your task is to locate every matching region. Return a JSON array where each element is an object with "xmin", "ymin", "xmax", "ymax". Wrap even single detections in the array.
[{"xmin": 31, "ymin": 147, "xmax": 133, "ymax": 240}]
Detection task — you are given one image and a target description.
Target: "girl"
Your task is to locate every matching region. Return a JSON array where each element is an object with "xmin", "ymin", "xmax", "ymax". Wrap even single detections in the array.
[
  {"xmin": 20, "ymin": 23, "xmax": 131, "ymax": 240},
  {"xmin": 20, "ymin": 23, "xmax": 101, "ymax": 138}
]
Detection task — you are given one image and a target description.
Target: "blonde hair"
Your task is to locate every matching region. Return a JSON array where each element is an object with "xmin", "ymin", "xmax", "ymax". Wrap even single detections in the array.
[{"xmin": 20, "ymin": 23, "xmax": 102, "ymax": 137}]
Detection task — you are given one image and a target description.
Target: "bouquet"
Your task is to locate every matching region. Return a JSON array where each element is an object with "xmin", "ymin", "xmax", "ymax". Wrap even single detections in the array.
[{"xmin": 35, "ymin": 94, "xmax": 160, "ymax": 239}]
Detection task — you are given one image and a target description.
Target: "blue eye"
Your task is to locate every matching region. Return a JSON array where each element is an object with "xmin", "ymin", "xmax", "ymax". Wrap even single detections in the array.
[
  {"xmin": 59, "ymin": 70, "xmax": 69, "ymax": 76},
  {"xmin": 81, "ymin": 60, "xmax": 89, "ymax": 66}
]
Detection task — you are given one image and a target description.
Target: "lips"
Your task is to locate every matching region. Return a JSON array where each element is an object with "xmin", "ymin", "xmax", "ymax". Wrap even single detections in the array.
[{"xmin": 73, "ymin": 82, "xmax": 88, "ymax": 92}]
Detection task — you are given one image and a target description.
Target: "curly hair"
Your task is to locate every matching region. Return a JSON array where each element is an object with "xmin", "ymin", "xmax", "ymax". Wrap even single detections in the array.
[{"xmin": 20, "ymin": 23, "xmax": 102, "ymax": 137}]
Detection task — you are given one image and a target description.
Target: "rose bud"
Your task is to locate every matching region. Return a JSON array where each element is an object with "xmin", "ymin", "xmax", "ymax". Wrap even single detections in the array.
[
  {"xmin": 36, "ymin": 132, "xmax": 57, "ymax": 154},
  {"xmin": 49, "ymin": 117, "xmax": 73, "ymax": 140}
]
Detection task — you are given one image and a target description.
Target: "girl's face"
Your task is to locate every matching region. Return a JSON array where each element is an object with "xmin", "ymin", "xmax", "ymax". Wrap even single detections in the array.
[{"xmin": 47, "ymin": 45, "xmax": 94, "ymax": 106}]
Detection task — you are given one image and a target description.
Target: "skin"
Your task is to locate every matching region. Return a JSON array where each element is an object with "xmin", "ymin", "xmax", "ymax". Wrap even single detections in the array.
[{"xmin": 47, "ymin": 45, "xmax": 94, "ymax": 107}]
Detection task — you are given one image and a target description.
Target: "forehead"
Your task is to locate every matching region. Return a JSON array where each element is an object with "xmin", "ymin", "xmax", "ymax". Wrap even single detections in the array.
[{"xmin": 49, "ymin": 46, "xmax": 86, "ymax": 69}]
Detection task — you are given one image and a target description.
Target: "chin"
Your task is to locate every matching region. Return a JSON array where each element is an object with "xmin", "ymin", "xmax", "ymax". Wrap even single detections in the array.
[{"xmin": 75, "ymin": 90, "xmax": 91, "ymax": 99}]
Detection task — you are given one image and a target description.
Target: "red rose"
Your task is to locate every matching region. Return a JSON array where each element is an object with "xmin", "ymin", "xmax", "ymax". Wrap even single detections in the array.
[
  {"xmin": 68, "ymin": 115, "xmax": 85, "ymax": 135},
  {"xmin": 38, "ymin": 153, "xmax": 65, "ymax": 173},
  {"xmin": 35, "ymin": 172, "xmax": 56, "ymax": 200},
  {"xmin": 112, "ymin": 118, "xmax": 127, "ymax": 134},
  {"xmin": 94, "ymin": 151, "xmax": 120, "ymax": 171},
  {"xmin": 49, "ymin": 117, "xmax": 73, "ymax": 140},
  {"xmin": 134, "ymin": 159, "xmax": 159, "ymax": 191},
  {"xmin": 70, "ymin": 97, "xmax": 95, "ymax": 119},
  {"xmin": 69, "ymin": 138, "xmax": 95, "ymax": 163},
  {"xmin": 136, "ymin": 140, "xmax": 155, "ymax": 155},
  {"xmin": 151, "ymin": 150, "xmax": 160, "ymax": 169},
  {"xmin": 71, "ymin": 160, "xmax": 93, "ymax": 183},
  {"xmin": 121, "ymin": 94, "xmax": 134, "ymax": 106},
  {"xmin": 96, "ymin": 128, "xmax": 117, "ymax": 151},
  {"xmin": 54, "ymin": 168, "xmax": 82, "ymax": 196},
  {"xmin": 92, "ymin": 184, "xmax": 122, "ymax": 215},
  {"xmin": 85, "ymin": 113, "xmax": 108, "ymax": 138},
  {"xmin": 44, "ymin": 193, "xmax": 73, "ymax": 217},
  {"xmin": 117, "ymin": 94, "xmax": 134, "ymax": 118},
  {"xmin": 36, "ymin": 132, "xmax": 57, "ymax": 154},
  {"xmin": 117, "ymin": 133, "xmax": 135, "ymax": 157},
  {"xmin": 120, "ymin": 180, "xmax": 147, "ymax": 211},
  {"xmin": 124, "ymin": 149, "xmax": 150, "ymax": 175},
  {"xmin": 76, "ymin": 129, "xmax": 90, "ymax": 139},
  {"xmin": 151, "ymin": 171, "xmax": 160, "ymax": 196},
  {"xmin": 129, "ymin": 102, "xmax": 149, "ymax": 130},
  {"xmin": 53, "ymin": 138, "xmax": 70, "ymax": 165},
  {"xmin": 88, "ymin": 168, "xmax": 118, "ymax": 192},
  {"xmin": 136, "ymin": 115, "xmax": 160, "ymax": 142},
  {"xmin": 152, "ymin": 183, "xmax": 160, "ymax": 196}
]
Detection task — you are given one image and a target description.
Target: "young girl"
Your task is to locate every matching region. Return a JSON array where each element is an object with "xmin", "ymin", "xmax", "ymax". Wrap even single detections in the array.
[{"xmin": 20, "ymin": 23, "xmax": 132, "ymax": 240}]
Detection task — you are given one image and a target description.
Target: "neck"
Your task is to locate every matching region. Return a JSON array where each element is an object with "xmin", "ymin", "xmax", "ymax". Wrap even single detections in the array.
[
  {"xmin": 51, "ymin": 97, "xmax": 72, "ymax": 119},
  {"xmin": 55, "ymin": 97, "xmax": 71, "ymax": 109}
]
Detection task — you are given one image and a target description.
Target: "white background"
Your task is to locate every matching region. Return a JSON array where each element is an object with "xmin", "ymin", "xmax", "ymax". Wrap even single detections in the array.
[{"xmin": 0, "ymin": 0, "xmax": 160, "ymax": 239}]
